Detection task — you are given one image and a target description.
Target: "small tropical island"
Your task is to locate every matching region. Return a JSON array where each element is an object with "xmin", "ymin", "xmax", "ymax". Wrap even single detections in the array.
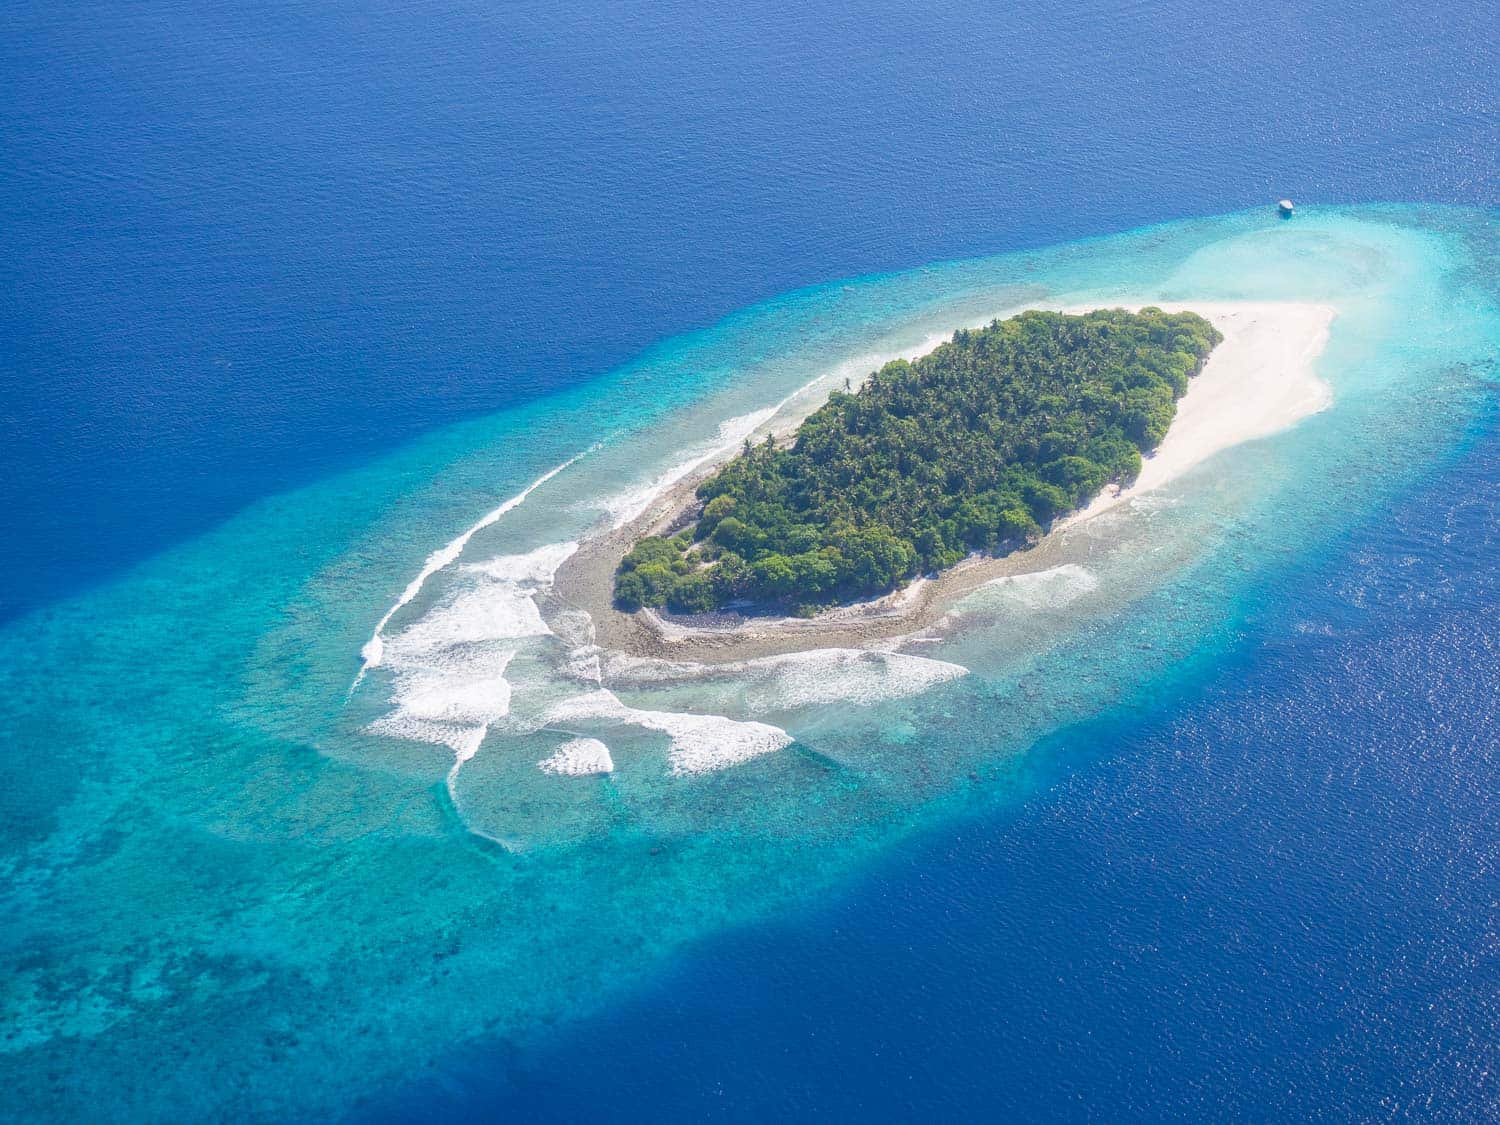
[{"xmin": 613, "ymin": 308, "xmax": 1222, "ymax": 616}]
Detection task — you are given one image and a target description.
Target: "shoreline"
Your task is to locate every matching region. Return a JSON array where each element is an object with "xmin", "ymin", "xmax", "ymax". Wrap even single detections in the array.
[{"xmin": 547, "ymin": 301, "xmax": 1336, "ymax": 664}]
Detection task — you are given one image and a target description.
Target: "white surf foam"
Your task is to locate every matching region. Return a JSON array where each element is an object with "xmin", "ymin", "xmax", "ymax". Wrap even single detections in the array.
[
  {"xmin": 375, "ymin": 542, "xmax": 577, "ymax": 659},
  {"xmin": 542, "ymin": 688, "xmax": 791, "ymax": 776},
  {"xmin": 368, "ymin": 663, "xmax": 501, "ymax": 813},
  {"xmin": 462, "ymin": 540, "xmax": 579, "ymax": 584},
  {"xmin": 564, "ymin": 644, "xmax": 605, "ymax": 687},
  {"xmin": 741, "ymin": 649, "xmax": 967, "ymax": 709},
  {"xmin": 365, "ymin": 713, "xmax": 490, "ymax": 760},
  {"xmin": 363, "ymin": 543, "xmax": 579, "ymax": 787},
  {"xmin": 601, "ymin": 407, "xmax": 778, "ymax": 529},
  {"xmin": 356, "ymin": 451, "xmax": 587, "ymax": 683},
  {"xmin": 980, "ymin": 564, "xmax": 1100, "ymax": 609},
  {"xmin": 538, "ymin": 737, "xmax": 614, "ymax": 776},
  {"xmin": 387, "ymin": 648, "xmax": 515, "ymax": 725},
  {"xmin": 601, "ymin": 647, "xmax": 968, "ymax": 711}
]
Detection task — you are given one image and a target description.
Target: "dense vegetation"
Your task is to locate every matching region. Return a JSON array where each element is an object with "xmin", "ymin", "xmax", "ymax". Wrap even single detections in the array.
[{"xmin": 614, "ymin": 308, "xmax": 1221, "ymax": 615}]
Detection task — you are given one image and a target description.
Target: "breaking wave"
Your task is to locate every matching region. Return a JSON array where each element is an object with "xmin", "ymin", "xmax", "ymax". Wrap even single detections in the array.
[
  {"xmin": 355, "ymin": 451, "xmax": 588, "ymax": 684},
  {"xmin": 362, "ymin": 542, "xmax": 579, "ymax": 788},
  {"xmin": 538, "ymin": 737, "xmax": 615, "ymax": 776},
  {"xmin": 599, "ymin": 407, "xmax": 778, "ymax": 529},
  {"xmin": 542, "ymin": 689, "xmax": 792, "ymax": 775},
  {"xmin": 604, "ymin": 647, "xmax": 969, "ymax": 711}
]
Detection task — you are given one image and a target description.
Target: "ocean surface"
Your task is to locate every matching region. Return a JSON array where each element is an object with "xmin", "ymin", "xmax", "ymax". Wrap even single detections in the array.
[{"xmin": 2, "ymin": 0, "xmax": 1497, "ymax": 1121}]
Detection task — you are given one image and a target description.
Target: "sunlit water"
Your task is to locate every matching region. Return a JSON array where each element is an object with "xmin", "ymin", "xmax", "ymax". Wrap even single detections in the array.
[{"xmin": 1, "ymin": 206, "xmax": 1496, "ymax": 1119}]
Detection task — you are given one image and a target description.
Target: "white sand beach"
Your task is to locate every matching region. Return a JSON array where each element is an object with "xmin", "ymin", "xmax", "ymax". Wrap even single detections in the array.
[{"xmin": 1059, "ymin": 302, "xmax": 1336, "ymax": 529}]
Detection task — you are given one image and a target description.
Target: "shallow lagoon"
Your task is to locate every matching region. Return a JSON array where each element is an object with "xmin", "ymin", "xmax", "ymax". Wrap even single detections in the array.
[{"xmin": 1, "ymin": 206, "xmax": 1496, "ymax": 1118}]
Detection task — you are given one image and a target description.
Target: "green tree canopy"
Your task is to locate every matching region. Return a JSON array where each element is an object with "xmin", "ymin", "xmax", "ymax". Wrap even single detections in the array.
[{"xmin": 614, "ymin": 308, "xmax": 1220, "ymax": 613}]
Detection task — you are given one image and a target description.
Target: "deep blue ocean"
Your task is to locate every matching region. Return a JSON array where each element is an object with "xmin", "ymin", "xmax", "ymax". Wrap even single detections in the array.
[{"xmin": 2, "ymin": 1, "xmax": 1497, "ymax": 1121}]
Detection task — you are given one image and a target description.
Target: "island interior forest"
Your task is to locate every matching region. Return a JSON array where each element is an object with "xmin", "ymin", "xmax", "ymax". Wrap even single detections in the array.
[{"xmin": 614, "ymin": 308, "xmax": 1221, "ymax": 615}]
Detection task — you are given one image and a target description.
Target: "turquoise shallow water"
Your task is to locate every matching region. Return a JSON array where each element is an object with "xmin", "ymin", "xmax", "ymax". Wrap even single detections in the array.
[{"xmin": 1, "ymin": 206, "xmax": 1496, "ymax": 1119}]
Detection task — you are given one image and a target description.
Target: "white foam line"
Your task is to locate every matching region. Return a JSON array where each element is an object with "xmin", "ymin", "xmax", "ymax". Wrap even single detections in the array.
[
  {"xmin": 541, "ymin": 689, "xmax": 792, "ymax": 775},
  {"xmin": 603, "ymin": 407, "xmax": 778, "ymax": 529},
  {"xmin": 443, "ymin": 723, "xmax": 491, "ymax": 808},
  {"xmin": 445, "ymin": 722, "xmax": 484, "ymax": 783},
  {"xmin": 354, "ymin": 449, "xmax": 590, "ymax": 687},
  {"xmin": 538, "ymin": 737, "xmax": 614, "ymax": 776}
]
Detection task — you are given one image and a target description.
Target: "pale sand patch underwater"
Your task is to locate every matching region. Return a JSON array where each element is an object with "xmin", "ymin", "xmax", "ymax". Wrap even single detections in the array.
[{"xmin": 547, "ymin": 301, "xmax": 1337, "ymax": 663}]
